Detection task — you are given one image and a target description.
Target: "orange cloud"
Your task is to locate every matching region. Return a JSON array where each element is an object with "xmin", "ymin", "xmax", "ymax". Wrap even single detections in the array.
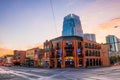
[
  {"xmin": 93, "ymin": 17, "xmax": 120, "ymax": 33},
  {"xmin": 0, "ymin": 48, "xmax": 13, "ymax": 57},
  {"xmin": 93, "ymin": 18, "xmax": 120, "ymax": 43}
]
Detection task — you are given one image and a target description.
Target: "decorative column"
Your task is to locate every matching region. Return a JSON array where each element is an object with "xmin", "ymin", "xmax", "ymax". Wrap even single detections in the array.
[
  {"xmin": 61, "ymin": 41, "xmax": 65, "ymax": 68},
  {"xmin": 74, "ymin": 40, "xmax": 79, "ymax": 68},
  {"xmin": 83, "ymin": 58, "xmax": 86, "ymax": 68}
]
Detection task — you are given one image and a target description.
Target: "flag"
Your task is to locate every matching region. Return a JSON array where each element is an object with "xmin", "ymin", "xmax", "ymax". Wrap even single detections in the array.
[
  {"xmin": 58, "ymin": 49, "xmax": 62, "ymax": 55},
  {"xmin": 76, "ymin": 48, "xmax": 81, "ymax": 53}
]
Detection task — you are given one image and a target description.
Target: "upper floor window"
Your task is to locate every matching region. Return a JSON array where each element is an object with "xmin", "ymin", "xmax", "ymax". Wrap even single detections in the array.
[
  {"xmin": 56, "ymin": 43, "xmax": 60, "ymax": 49},
  {"xmin": 66, "ymin": 41, "xmax": 72, "ymax": 46},
  {"xmin": 65, "ymin": 41, "xmax": 74, "ymax": 50},
  {"xmin": 85, "ymin": 43, "xmax": 88, "ymax": 48},
  {"xmin": 88, "ymin": 43, "xmax": 91, "ymax": 48},
  {"xmin": 92, "ymin": 44, "xmax": 94, "ymax": 49},
  {"xmin": 91, "ymin": 50, "xmax": 94, "ymax": 56},
  {"xmin": 66, "ymin": 51, "xmax": 73, "ymax": 56},
  {"xmin": 85, "ymin": 50, "xmax": 88, "ymax": 56},
  {"xmin": 78, "ymin": 42, "xmax": 82, "ymax": 48}
]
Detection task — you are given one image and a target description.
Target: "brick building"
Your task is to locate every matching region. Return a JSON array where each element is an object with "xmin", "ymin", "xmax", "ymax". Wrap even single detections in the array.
[
  {"xmin": 44, "ymin": 36, "xmax": 110, "ymax": 68},
  {"xmin": 34, "ymin": 49, "xmax": 44, "ymax": 67},
  {"xmin": 13, "ymin": 50, "xmax": 26, "ymax": 66},
  {"xmin": 26, "ymin": 48, "xmax": 40, "ymax": 67}
]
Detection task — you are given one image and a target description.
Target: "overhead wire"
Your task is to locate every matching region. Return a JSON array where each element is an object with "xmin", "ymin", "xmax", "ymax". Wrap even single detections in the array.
[{"xmin": 50, "ymin": 0, "xmax": 58, "ymax": 37}]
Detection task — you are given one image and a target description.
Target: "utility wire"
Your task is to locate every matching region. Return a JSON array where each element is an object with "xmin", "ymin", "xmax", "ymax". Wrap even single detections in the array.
[{"xmin": 50, "ymin": 0, "xmax": 58, "ymax": 37}]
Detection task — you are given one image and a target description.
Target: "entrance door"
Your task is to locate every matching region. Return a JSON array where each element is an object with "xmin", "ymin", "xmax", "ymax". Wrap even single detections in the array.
[
  {"xmin": 57, "ymin": 59, "xmax": 61, "ymax": 68},
  {"xmin": 79, "ymin": 59, "xmax": 83, "ymax": 67},
  {"xmin": 65, "ymin": 59, "xmax": 74, "ymax": 68}
]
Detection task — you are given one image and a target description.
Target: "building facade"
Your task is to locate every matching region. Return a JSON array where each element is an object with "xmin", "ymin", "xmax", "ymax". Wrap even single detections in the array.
[
  {"xmin": 118, "ymin": 39, "xmax": 120, "ymax": 52},
  {"xmin": 43, "ymin": 40, "xmax": 51, "ymax": 68},
  {"xmin": 62, "ymin": 14, "xmax": 84, "ymax": 37},
  {"xmin": 44, "ymin": 36, "xmax": 110, "ymax": 68},
  {"xmin": 13, "ymin": 50, "xmax": 26, "ymax": 66},
  {"xmin": 34, "ymin": 49, "xmax": 44, "ymax": 67},
  {"xmin": 106, "ymin": 35, "xmax": 119, "ymax": 52},
  {"xmin": 26, "ymin": 48, "xmax": 39, "ymax": 67},
  {"xmin": 84, "ymin": 33, "xmax": 96, "ymax": 42}
]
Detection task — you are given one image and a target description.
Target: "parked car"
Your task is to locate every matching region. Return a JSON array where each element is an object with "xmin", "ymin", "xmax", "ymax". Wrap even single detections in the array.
[{"xmin": 4, "ymin": 63, "xmax": 13, "ymax": 67}]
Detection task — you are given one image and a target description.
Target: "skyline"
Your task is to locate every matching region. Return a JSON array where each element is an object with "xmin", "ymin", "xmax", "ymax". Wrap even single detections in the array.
[{"xmin": 0, "ymin": 0, "xmax": 120, "ymax": 50}]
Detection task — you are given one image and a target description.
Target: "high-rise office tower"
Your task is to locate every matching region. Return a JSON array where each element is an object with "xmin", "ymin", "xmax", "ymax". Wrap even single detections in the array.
[
  {"xmin": 106, "ymin": 35, "xmax": 119, "ymax": 52},
  {"xmin": 62, "ymin": 14, "xmax": 84, "ymax": 37},
  {"xmin": 84, "ymin": 33, "xmax": 96, "ymax": 42}
]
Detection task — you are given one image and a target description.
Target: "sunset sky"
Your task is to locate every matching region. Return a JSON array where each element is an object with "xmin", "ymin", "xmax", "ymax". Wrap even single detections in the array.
[{"xmin": 0, "ymin": 0, "xmax": 120, "ymax": 51}]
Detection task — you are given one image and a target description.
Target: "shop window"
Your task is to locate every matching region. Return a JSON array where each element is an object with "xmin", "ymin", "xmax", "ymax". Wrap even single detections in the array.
[
  {"xmin": 57, "ymin": 59, "xmax": 61, "ymax": 68},
  {"xmin": 99, "ymin": 59, "xmax": 101, "ymax": 66},
  {"xmin": 93, "ymin": 59, "xmax": 95, "ymax": 66},
  {"xmin": 96, "ymin": 59, "xmax": 99, "ymax": 66},
  {"xmin": 90, "ymin": 59, "xmax": 92, "ymax": 66},
  {"xmin": 86, "ymin": 59, "xmax": 89, "ymax": 67}
]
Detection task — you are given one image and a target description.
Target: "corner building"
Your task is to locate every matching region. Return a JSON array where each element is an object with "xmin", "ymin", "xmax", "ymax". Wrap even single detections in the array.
[{"xmin": 44, "ymin": 36, "xmax": 110, "ymax": 68}]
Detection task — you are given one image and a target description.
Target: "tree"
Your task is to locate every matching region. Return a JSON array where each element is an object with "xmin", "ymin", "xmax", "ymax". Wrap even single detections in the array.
[{"xmin": 110, "ymin": 56, "xmax": 117, "ymax": 64}]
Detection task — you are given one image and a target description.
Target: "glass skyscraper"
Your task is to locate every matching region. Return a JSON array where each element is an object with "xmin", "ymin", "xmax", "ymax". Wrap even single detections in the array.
[
  {"xmin": 84, "ymin": 33, "xmax": 96, "ymax": 42},
  {"xmin": 106, "ymin": 35, "xmax": 119, "ymax": 52},
  {"xmin": 62, "ymin": 14, "xmax": 84, "ymax": 37}
]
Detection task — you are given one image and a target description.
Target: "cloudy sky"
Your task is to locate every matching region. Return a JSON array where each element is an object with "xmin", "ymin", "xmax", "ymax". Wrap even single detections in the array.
[{"xmin": 0, "ymin": 0, "xmax": 120, "ymax": 50}]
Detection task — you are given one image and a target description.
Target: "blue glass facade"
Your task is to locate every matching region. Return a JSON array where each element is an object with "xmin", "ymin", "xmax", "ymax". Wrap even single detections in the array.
[
  {"xmin": 62, "ymin": 14, "xmax": 83, "ymax": 37},
  {"xmin": 106, "ymin": 35, "xmax": 118, "ymax": 52}
]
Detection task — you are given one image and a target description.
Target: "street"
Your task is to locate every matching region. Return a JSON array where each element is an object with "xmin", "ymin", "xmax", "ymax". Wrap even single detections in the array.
[{"xmin": 0, "ymin": 66, "xmax": 120, "ymax": 80}]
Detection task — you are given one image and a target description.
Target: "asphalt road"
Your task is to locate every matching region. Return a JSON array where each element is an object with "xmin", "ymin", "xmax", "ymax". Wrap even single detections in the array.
[{"xmin": 0, "ymin": 66, "xmax": 120, "ymax": 80}]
